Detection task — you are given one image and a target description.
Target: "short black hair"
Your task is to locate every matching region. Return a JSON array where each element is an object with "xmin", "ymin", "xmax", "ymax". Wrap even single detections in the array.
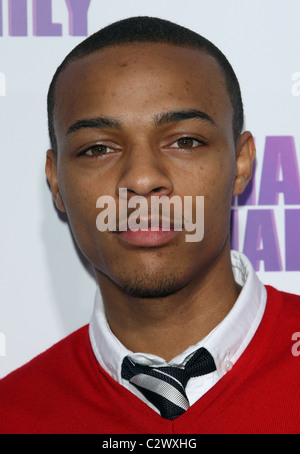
[{"xmin": 47, "ymin": 16, "xmax": 244, "ymax": 153}]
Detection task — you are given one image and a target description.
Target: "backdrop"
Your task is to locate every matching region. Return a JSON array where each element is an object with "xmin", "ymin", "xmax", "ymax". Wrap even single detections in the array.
[{"xmin": 1, "ymin": 0, "xmax": 299, "ymax": 378}]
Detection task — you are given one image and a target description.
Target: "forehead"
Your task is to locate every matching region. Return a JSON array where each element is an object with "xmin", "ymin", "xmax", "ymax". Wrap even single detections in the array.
[{"xmin": 54, "ymin": 43, "xmax": 232, "ymax": 137}]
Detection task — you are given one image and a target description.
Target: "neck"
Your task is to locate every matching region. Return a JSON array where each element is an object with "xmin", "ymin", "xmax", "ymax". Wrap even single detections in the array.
[{"xmin": 95, "ymin": 245, "xmax": 240, "ymax": 362}]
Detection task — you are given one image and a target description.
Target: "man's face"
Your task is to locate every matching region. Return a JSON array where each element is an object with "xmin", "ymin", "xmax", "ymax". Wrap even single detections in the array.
[{"xmin": 47, "ymin": 43, "xmax": 251, "ymax": 298}]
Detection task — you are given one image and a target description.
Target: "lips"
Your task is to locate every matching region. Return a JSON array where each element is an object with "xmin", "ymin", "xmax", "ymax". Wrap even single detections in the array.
[
  {"xmin": 116, "ymin": 227, "xmax": 180, "ymax": 247},
  {"xmin": 113, "ymin": 215, "xmax": 182, "ymax": 247}
]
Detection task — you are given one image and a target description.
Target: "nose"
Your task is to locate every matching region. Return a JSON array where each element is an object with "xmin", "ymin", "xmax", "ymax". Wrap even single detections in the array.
[{"xmin": 116, "ymin": 143, "xmax": 173, "ymax": 199}]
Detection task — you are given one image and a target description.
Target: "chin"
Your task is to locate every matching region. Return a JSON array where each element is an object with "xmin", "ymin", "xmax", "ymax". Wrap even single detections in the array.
[{"xmin": 117, "ymin": 271, "xmax": 186, "ymax": 299}]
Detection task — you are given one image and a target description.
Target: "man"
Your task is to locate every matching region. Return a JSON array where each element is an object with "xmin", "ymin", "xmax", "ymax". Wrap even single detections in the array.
[{"xmin": 0, "ymin": 16, "xmax": 299, "ymax": 434}]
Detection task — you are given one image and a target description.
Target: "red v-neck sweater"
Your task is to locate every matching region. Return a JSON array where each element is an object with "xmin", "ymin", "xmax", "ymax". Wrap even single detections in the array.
[{"xmin": 0, "ymin": 286, "xmax": 300, "ymax": 434}]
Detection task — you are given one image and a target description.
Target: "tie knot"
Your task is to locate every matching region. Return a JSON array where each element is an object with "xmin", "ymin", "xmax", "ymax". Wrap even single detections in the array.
[
  {"xmin": 121, "ymin": 347, "xmax": 216, "ymax": 419},
  {"xmin": 183, "ymin": 346, "xmax": 217, "ymax": 378},
  {"xmin": 122, "ymin": 347, "xmax": 216, "ymax": 385}
]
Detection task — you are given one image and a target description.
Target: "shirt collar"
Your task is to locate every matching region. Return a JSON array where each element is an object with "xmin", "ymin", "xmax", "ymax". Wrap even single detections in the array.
[{"xmin": 89, "ymin": 250, "xmax": 267, "ymax": 383}]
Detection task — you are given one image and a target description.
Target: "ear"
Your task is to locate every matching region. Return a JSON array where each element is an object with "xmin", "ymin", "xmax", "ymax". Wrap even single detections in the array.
[
  {"xmin": 45, "ymin": 149, "xmax": 66, "ymax": 213},
  {"xmin": 233, "ymin": 131, "xmax": 256, "ymax": 196}
]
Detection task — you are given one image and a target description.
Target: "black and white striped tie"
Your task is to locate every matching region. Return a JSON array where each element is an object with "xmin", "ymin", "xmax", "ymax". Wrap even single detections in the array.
[{"xmin": 121, "ymin": 347, "xmax": 216, "ymax": 420}]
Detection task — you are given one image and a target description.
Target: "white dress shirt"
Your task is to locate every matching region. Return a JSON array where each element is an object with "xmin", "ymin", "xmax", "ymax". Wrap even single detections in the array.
[{"xmin": 89, "ymin": 250, "xmax": 267, "ymax": 414}]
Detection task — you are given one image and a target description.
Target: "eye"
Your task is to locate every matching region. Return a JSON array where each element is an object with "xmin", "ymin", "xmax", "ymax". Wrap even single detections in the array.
[
  {"xmin": 171, "ymin": 137, "xmax": 205, "ymax": 150},
  {"xmin": 79, "ymin": 144, "xmax": 115, "ymax": 157}
]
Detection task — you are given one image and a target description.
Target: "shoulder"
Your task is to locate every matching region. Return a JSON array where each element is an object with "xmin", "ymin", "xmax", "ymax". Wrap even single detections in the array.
[
  {"xmin": 264, "ymin": 285, "xmax": 300, "ymax": 359},
  {"xmin": 0, "ymin": 324, "xmax": 91, "ymax": 386},
  {"xmin": 265, "ymin": 285, "xmax": 300, "ymax": 333},
  {"xmin": 265, "ymin": 285, "xmax": 300, "ymax": 315},
  {"xmin": 0, "ymin": 325, "xmax": 94, "ymax": 431},
  {"xmin": 1, "ymin": 324, "xmax": 89, "ymax": 378}
]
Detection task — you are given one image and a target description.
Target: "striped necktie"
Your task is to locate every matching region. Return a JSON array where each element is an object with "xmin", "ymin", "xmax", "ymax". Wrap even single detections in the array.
[{"xmin": 121, "ymin": 347, "xmax": 216, "ymax": 420}]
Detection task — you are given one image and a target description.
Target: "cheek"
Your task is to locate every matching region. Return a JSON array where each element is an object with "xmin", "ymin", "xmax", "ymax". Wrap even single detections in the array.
[
  {"xmin": 60, "ymin": 176, "xmax": 93, "ymax": 217},
  {"xmin": 184, "ymin": 156, "xmax": 235, "ymax": 236},
  {"xmin": 183, "ymin": 155, "xmax": 235, "ymax": 200},
  {"xmin": 56, "ymin": 165, "xmax": 102, "ymax": 244},
  {"xmin": 206, "ymin": 162, "xmax": 236, "ymax": 239}
]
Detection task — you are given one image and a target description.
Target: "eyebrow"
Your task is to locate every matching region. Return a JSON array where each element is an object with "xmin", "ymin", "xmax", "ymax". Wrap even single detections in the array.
[
  {"xmin": 67, "ymin": 117, "xmax": 123, "ymax": 135},
  {"xmin": 154, "ymin": 109, "xmax": 216, "ymax": 127},
  {"xmin": 66, "ymin": 108, "xmax": 216, "ymax": 135}
]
